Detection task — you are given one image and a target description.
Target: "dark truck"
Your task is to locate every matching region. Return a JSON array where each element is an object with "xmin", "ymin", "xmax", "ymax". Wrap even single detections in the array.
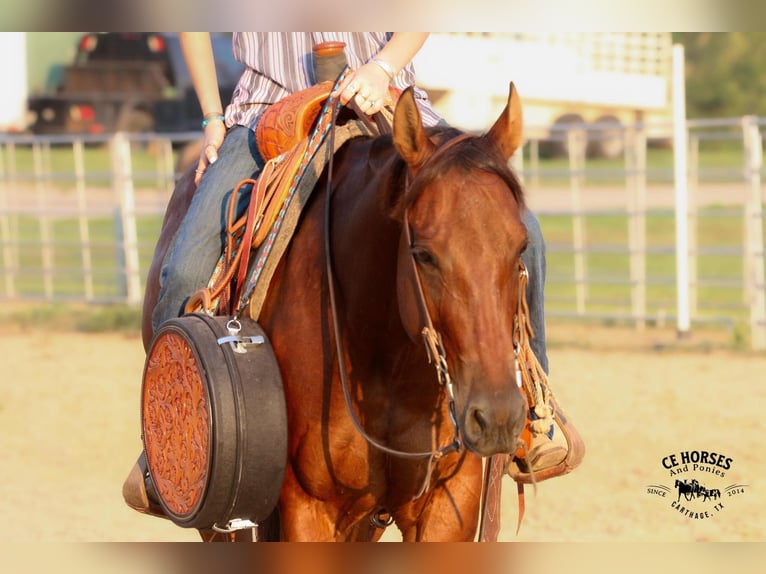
[{"xmin": 27, "ymin": 32, "xmax": 244, "ymax": 136}]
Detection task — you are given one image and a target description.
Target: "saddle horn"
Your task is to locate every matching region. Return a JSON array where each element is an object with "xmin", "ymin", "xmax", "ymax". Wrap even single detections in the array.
[{"xmin": 313, "ymin": 41, "xmax": 348, "ymax": 83}]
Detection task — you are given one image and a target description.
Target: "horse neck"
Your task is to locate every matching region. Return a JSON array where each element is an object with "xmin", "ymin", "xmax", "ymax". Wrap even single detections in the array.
[{"xmin": 328, "ymin": 140, "xmax": 410, "ymax": 345}]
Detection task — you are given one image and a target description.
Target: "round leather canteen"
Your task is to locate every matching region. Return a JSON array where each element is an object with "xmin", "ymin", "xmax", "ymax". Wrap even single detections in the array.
[{"xmin": 141, "ymin": 313, "xmax": 287, "ymax": 530}]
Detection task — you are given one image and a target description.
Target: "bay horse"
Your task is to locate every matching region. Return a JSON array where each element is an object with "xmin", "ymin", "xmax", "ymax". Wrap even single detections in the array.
[{"xmin": 141, "ymin": 83, "xmax": 530, "ymax": 541}]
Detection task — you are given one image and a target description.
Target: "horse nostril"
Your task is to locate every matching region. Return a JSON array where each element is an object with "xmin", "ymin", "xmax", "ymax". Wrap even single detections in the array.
[{"xmin": 472, "ymin": 407, "xmax": 487, "ymax": 434}]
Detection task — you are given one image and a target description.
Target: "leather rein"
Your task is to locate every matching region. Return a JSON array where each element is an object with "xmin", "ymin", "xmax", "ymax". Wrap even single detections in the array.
[
  {"xmin": 323, "ymin": 104, "xmax": 467, "ymax": 480},
  {"xmin": 321, "ymin": 89, "xmax": 536, "ymax": 539}
]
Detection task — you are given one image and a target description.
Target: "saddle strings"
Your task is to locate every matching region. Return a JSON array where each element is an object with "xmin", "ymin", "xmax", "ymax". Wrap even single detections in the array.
[{"xmin": 514, "ymin": 263, "xmax": 555, "ymax": 434}]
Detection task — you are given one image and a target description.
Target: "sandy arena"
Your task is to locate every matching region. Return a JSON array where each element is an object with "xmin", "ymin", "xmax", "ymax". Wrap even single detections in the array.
[{"xmin": 0, "ymin": 320, "xmax": 763, "ymax": 542}]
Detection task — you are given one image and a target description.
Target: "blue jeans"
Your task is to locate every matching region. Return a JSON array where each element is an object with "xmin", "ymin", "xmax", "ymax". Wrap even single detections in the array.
[
  {"xmin": 521, "ymin": 209, "xmax": 549, "ymax": 375},
  {"xmin": 152, "ymin": 126, "xmax": 265, "ymax": 332}
]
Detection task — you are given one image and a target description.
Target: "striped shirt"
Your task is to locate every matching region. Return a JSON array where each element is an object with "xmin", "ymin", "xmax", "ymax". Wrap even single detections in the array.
[{"xmin": 225, "ymin": 32, "xmax": 443, "ymax": 130}]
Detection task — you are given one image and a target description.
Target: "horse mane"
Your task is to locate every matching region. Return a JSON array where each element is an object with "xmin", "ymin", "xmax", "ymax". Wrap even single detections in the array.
[{"xmin": 388, "ymin": 126, "xmax": 526, "ymax": 221}]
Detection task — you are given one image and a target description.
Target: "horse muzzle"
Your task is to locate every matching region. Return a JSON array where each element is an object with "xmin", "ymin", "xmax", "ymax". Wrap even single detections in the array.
[{"xmin": 459, "ymin": 384, "xmax": 528, "ymax": 457}]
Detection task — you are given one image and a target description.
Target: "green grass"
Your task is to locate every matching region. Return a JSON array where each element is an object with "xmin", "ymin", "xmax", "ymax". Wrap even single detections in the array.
[
  {"xmin": 1, "ymin": 213, "xmax": 163, "ymax": 299},
  {"xmin": 522, "ymin": 141, "xmax": 763, "ymax": 186},
  {"xmin": 2, "ymin": 206, "xmax": 760, "ymax": 332},
  {"xmin": 1, "ymin": 140, "xmax": 181, "ymax": 188},
  {"xmin": 1, "ymin": 138, "xmax": 762, "ymax": 343},
  {"xmin": 4, "ymin": 138, "xmax": 759, "ymax": 189},
  {"xmin": 538, "ymin": 205, "xmax": 760, "ymax": 327},
  {"xmin": 0, "ymin": 301, "xmax": 143, "ymax": 333}
]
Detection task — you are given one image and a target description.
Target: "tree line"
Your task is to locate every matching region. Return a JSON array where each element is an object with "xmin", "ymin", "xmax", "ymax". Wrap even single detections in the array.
[{"xmin": 673, "ymin": 33, "xmax": 766, "ymax": 119}]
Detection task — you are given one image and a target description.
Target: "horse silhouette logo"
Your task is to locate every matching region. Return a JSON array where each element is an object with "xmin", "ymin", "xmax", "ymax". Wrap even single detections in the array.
[{"xmin": 674, "ymin": 478, "xmax": 721, "ymax": 502}]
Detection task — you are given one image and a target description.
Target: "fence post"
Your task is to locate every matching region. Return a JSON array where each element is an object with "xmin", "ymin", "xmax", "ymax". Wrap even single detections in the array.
[
  {"xmin": 111, "ymin": 132, "xmax": 142, "ymax": 305},
  {"xmin": 73, "ymin": 139, "xmax": 94, "ymax": 301},
  {"xmin": 150, "ymin": 135, "xmax": 176, "ymax": 200},
  {"xmin": 0, "ymin": 142, "xmax": 14, "ymax": 297},
  {"xmin": 33, "ymin": 141, "xmax": 54, "ymax": 300},
  {"xmin": 688, "ymin": 133, "xmax": 699, "ymax": 319},
  {"xmin": 672, "ymin": 43, "xmax": 691, "ymax": 338},
  {"xmin": 567, "ymin": 127, "xmax": 587, "ymax": 315},
  {"xmin": 528, "ymin": 138, "xmax": 540, "ymax": 189},
  {"xmin": 742, "ymin": 116, "xmax": 766, "ymax": 350},
  {"xmin": 626, "ymin": 125, "xmax": 647, "ymax": 328},
  {"xmin": 512, "ymin": 143, "xmax": 524, "ymax": 185}
]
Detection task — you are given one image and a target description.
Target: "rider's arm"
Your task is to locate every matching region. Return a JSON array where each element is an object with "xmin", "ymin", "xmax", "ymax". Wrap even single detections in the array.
[
  {"xmin": 333, "ymin": 33, "xmax": 430, "ymax": 116},
  {"xmin": 372, "ymin": 33, "xmax": 429, "ymax": 78},
  {"xmin": 180, "ymin": 32, "xmax": 226, "ymax": 184}
]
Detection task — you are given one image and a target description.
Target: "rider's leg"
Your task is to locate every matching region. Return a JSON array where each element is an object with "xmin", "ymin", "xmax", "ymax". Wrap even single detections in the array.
[
  {"xmin": 521, "ymin": 208, "xmax": 569, "ymax": 472},
  {"xmin": 521, "ymin": 208, "xmax": 548, "ymax": 374},
  {"xmin": 151, "ymin": 125, "xmax": 265, "ymax": 332}
]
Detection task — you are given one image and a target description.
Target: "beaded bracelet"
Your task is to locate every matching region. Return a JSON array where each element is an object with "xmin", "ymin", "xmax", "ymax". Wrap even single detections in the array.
[{"xmin": 201, "ymin": 114, "xmax": 225, "ymax": 128}]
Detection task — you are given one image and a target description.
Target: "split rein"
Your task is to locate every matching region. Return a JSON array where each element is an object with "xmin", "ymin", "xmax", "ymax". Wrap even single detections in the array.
[{"xmin": 323, "ymin": 111, "xmax": 465, "ymax": 477}]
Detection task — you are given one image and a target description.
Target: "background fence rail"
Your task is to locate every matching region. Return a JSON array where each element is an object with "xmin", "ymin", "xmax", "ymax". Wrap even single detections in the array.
[{"xmin": 1, "ymin": 119, "xmax": 764, "ymax": 348}]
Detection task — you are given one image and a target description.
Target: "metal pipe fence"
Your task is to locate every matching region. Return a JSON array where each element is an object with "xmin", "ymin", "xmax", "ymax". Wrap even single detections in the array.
[
  {"xmin": 518, "ymin": 116, "xmax": 765, "ymax": 349},
  {"xmin": 1, "ymin": 118, "xmax": 764, "ymax": 349}
]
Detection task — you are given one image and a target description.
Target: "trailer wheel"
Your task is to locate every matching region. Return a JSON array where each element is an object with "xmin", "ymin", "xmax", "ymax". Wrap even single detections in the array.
[
  {"xmin": 541, "ymin": 114, "xmax": 585, "ymax": 158},
  {"xmin": 587, "ymin": 115, "xmax": 624, "ymax": 159}
]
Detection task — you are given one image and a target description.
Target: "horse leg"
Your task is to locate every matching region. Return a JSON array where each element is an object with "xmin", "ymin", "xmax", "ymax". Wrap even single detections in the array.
[
  {"xmin": 277, "ymin": 467, "xmax": 339, "ymax": 541},
  {"xmin": 257, "ymin": 509, "xmax": 282, "ymax": 541},
  {"xmin": 397, "ymin": 459, "xmax": 483, "ymax": 542}
]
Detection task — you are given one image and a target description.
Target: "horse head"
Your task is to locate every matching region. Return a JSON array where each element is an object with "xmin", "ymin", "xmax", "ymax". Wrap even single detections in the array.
[{"xmin": 391, "ymin": 83, "xmax": 529, "ymax": 457}]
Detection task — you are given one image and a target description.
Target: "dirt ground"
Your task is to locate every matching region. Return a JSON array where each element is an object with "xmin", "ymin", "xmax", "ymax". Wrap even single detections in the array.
[{"xmin": 1, "ymin": 320, "xmax": 764, "ymax": 542}]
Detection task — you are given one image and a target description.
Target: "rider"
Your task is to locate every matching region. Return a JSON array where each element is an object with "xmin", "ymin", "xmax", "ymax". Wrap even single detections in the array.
[
  {"xmin": 124, "ymin": 32, "xmax": 571, "ymax": 516},
  {"xmin": 150, "ymin": 33, "xmax": 442, "ymax": 331}
]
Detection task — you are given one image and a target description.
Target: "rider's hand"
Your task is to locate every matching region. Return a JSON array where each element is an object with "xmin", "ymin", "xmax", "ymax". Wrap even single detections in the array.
[
  {"xmin": 194, "ymin": 120, "xmax": 226, "ymax": 186},
  {"xmin": 331, "ymin": 61, "xmax": 392, "ymax": 116}
]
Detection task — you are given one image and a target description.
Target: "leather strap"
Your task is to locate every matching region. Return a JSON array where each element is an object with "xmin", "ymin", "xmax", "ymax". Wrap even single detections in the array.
[
  {"xmin": 234, "ymin": 163, "xmax": 273, "ymax": 307},
  {"xmin": 478, "ymin": 454, "xmax": 507, "ymax": 541}
]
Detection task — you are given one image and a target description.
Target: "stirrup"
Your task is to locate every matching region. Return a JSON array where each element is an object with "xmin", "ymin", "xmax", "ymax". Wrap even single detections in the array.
[
  {"xmin": 507, "ymin": 396, "xmax": 585, "ymax": 484},
  {"xmin": 122, "ymin": 451, "xmax": 168, "ymax": 520}
]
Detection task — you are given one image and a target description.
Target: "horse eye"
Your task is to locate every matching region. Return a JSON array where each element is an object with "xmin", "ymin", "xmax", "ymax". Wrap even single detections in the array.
[{"xmin": 411, "ymin": 246, "xmax": 438, "ymax": 268}]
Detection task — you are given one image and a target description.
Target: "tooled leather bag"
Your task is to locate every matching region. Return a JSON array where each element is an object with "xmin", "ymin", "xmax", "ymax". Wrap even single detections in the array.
[{"xmin": 141, "ymin": 313, "xmax": 287, "ymax": 531}]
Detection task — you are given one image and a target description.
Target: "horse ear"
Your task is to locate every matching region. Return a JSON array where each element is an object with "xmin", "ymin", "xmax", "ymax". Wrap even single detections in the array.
[
  {"xmin": 485, "ymin": 81, "xmax": 523, "ymax": 161},
  {"xmin": 393, "ymin": 86, "xmax": 436, "ymax": 172}
]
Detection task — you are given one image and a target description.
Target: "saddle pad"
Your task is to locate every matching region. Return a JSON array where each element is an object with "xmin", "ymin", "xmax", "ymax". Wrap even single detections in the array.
[
  {"xmin": 245, "ymin": 118, "xmax": 380, "ymax": 320},
  {"xmin": 141, "ymin": 313, "xmax": 287, "ymax": 530}
]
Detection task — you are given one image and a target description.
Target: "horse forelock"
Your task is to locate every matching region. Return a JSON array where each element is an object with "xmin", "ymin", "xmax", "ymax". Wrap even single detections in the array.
[{"xmin": 390, "ymin": 127, "xmax": 526, "ymax": 221}]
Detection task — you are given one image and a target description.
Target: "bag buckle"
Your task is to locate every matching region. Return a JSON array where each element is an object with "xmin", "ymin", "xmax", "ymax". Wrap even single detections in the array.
[{"xmin": 217, "ymin": 318, "xmax": 265, "ymax": 354}]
